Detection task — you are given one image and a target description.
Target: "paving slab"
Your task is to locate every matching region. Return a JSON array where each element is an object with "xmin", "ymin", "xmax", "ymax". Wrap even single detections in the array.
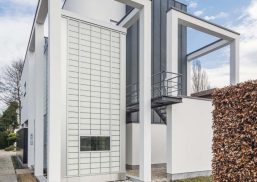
[
  {"xmin": 0, "ymin": 150, "xmax": 17, "ymax": 182},
  {"xmin": 16, "ymin": 169, "xmax": 33, "ymax": 175},
  {"xmin": 127, "ymin": 167, "xmax": 168, "ymax": 182},
  {"xmin": 0, "ymin": 174, "xmax": 17, "ymax": 182}
]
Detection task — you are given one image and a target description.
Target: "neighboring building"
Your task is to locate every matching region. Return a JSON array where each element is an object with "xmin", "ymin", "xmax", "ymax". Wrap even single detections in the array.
[
  {"xmin": 19, "ymin": 0, "xmax": 240, "ymax": 181},
  {"xmin": 191, "ymin": 89, "xmax": 215, "ymax": 99}
]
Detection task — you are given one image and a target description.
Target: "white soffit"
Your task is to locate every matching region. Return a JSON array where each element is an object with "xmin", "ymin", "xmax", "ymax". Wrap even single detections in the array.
[{"xmin": 61, "ymin": 10, "xmax": 127, "ymax": 34}]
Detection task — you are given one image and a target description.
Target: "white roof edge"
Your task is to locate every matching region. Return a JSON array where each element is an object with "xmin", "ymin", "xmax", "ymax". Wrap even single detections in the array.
[
  {"xmin": 22, "ymin": 0, "xmax": 40, "ymax": 73},
  {"xmin": 169, "ymin": 7, "xmax": 240, "ymax": 36},
  {"xmin": 62, "ymin": 10, "xmax": 127, "ymax": 34}
]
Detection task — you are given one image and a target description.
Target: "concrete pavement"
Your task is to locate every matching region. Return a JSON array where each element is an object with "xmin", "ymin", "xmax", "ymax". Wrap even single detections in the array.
[{"xmin": 0, "ymin": 150, "xmax": 17, "ymax": 182}]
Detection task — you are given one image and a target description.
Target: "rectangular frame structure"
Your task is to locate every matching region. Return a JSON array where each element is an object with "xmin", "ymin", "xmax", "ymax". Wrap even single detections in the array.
[
  {"xmin": 166, "ymin": 7, "xmax": 240, "ymax": 178},
  {"xmin": 167, "ymin": 8, "xmax": 240, "ymax": 97}
]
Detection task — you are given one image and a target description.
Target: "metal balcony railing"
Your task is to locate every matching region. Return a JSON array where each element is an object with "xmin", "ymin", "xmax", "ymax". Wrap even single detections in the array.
[{"xmin": 126, "ymin": 71, "xmax": 183, "ymax": 107}]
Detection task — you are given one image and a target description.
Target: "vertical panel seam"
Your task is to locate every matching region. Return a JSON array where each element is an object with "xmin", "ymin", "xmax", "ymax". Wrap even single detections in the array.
[{"xmin": 78, "ymin": 19, "xmax": 81, "ymax": 176}]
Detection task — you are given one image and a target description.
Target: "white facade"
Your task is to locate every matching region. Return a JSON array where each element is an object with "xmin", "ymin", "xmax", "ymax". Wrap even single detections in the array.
[
  {"xmin": 167, "ymin": 98, "xmax": 213, "ymax": 180},
  {"xmin": 20, "ymin": 0, "xmax": 240, "ymax": 181},
  {"xmin": 20, "ymin": 35, "xmax": 48, "ymax": 171},
  {"xmin": 21, "ymin": 0, "xmax": 127, "ymax": 180},
  {"xmin": 20, "ymin": 58, "xmax": 29, "ymax": 126},
  {"xmin": 64, "ymin": 13, "xmax": 126, "ymax": 177}
]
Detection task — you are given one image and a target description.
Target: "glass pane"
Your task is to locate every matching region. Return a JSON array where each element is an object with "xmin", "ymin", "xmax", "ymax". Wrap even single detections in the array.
[{"xmin": 80, "ymin": 136, "xmax": 110, "ymax": 151}]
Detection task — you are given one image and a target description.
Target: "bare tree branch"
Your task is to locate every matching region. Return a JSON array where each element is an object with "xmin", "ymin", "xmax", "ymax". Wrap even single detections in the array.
[
  {"xmin": 0, "ymin": 59, "xmax": 23, "ymax": 124},
  {"xmin": 192, "ymin": 60, "xmax": 210, "ymax": 93}
]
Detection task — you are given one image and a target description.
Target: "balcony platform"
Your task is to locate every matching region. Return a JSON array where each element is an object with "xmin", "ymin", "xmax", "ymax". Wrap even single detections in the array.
[{"xmin": 126, "ymin": 96, "xmax": 182, "ymax": 113}]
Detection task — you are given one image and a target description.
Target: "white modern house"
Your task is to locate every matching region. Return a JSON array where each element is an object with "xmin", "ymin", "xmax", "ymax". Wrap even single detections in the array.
[{"xmin": 19, "ymin": 0, "xmax": 240, "ymax": 181}]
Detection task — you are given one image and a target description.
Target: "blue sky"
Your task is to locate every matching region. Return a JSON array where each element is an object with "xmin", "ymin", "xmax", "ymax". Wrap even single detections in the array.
[
  {"xmin": 0, "ymin": 0, "xmax": 37, "ymax": 67},
  {"xmin": 183, "ymin": 0, "xmax": 250, "ymax": 62},
  {"xmin": 179, "ymin": 0, "xmax": 257, "ymax": 87},
  {"xmin": 0, "ymin": 0, "xmax": 36, "ymax": 16},
  {"xmin": 0, "ymin": 0, "xmax": 257, "ymax": 88}
]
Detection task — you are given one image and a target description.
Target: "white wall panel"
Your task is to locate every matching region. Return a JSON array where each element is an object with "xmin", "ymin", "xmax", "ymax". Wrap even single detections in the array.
[
  {"xmin": 65, "ymin": 17, "xmax": 124, "ymax": 177},
  {"xmin": 168, "ymin": 98, "xmax": 213, "ymax": 175}
]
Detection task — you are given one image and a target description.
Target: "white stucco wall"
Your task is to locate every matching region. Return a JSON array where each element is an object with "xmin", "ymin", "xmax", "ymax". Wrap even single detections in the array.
[
  {"xmin": 20, "ymin": 59, "xmax": 29, "ymax": 125},
  {"xmin": 26, "ymin": 51, "xmax": 36, "ymax": 168},
  {"xmin": 63, "ymin": 0, "xmax": 125, "ymax": 24},
  {"xmin": 126, "ymin": 123, "xmax": 167, "ymax": 166},
  {"xmin": 20, "ymin": 46, "xmax": 42, "ymax": 169},
  {"xmin": 168, "ymin": 97, "xmax": 213, "ymax": 175},
  {"xmin": 21, "ymin": 40, "xmax": 48, "ymax": 169}
]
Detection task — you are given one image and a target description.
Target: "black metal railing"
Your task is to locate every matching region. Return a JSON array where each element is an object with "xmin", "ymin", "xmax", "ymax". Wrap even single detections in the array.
[
  {"xmin": 152, "ymin": 71, "xmax": 182, "ymax": 98},
  {"xmin": 126, "ymin": 71, "xmax": 183, "ymax": 106}
]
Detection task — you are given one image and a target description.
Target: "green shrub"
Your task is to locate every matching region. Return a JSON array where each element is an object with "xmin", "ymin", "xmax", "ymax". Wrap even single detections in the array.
[
  {"xmin": 7, "ymin": 132, "xmax": 16, "ymax": 144},
  {"xmin": 0, "ymin": 131, "xmax": 17, "ymax": 149},
  {"xmin": 0, "ymin": 131, "xmax": 9, "ymax": 149},
  {"xmin": 4, "ymin": 145, "xmax": 15, "ymax": 151}
]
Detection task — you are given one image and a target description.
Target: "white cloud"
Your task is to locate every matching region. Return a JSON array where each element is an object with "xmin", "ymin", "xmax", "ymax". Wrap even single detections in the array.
[
  {"xmin": 10, "ymin": 0, "xmax": 37, "ymax": 6},
  {"xmin": 0, "ymin": 0, "xmax": 36, "ymax": 67},
  {"xmin": 193, "ymin": 10, "xmax": 204, "ymax": 16},
  {"xmin": 233, "ymin": 0, "xmax": 257, "ymax": 82},
  {"xmin": 247, "ymin": 0, "xmax": 257, "ymax": 20},
  {"xmin": 204, "ymin": 12, "xmax": 228, "ymax": 21},
  {"xmin": 188, "ymin": 1, "xmax": 198, "ymax": 9},
  {"xmin": 206, "ymin": 65, "xmax": 230, "ymax": 88},
  {"xmin": 200, "ymin": 0, "xmax": 257, "ymax": 88},
  {"xmin": 204, "ymin": 15, "xmax": 215, "ymax": 21},
  {"xmin": 0, "ymin": 15, "xmax": 33, "ymax": 67}
]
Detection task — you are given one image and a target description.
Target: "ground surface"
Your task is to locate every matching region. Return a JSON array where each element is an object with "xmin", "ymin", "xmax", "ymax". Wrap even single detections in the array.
[
  {"xmin": 127, "ymin": 167, "xmax": 168, "ymax": 181},
  {"xmin": 0, "ymin": 150, "xmax": 17, "ymax": 182},
  {"xmin": 17, "ymin": 174, "xmax": 37, "ymax": 182},
  {"xmin": 127, "ymin": 167, "xmax": 212, "ymax": 182},
  {"xmin": 173, "ymin": 176, "xmax": 212, "ymax": 182},
  {"xmin": 0, "ymin": 150, "xmax": 211, "ymax": 182},
  {"xmin": 0, "ymin": 150, "xmax": 36, "ymax": 182}
]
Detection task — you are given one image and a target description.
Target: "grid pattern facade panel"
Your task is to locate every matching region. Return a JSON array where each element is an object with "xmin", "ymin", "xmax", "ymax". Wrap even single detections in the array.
[{"xmin": 66, "ymin": 18, "xmax": 121, "ymax": 176}]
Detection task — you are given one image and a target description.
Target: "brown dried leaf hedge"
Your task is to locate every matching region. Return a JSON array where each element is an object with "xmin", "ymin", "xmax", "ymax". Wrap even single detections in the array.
[{"xmin": 212, "ymin": 80, "xmax": 257, "ymax": 182}]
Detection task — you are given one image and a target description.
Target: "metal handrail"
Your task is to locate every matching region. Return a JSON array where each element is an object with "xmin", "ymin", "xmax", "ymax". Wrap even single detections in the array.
[
  {"xmin": 126, "ymin": 71, "xmax": 183, "ymax": 106},
  {"xmin": 151, "ymin": 70, "xmax": 183, "ymax": 77}
]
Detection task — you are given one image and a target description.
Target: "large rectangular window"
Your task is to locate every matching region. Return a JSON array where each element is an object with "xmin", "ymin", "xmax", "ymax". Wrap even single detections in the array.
[{"xmin": 80, "ymin": 136, "xmax": 110, "ymax": 151}]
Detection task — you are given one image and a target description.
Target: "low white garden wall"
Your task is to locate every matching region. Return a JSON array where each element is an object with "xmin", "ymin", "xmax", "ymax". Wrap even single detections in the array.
[{"xmin": 168, "ymin": 97, "xmax": 213, "ymax": 176}]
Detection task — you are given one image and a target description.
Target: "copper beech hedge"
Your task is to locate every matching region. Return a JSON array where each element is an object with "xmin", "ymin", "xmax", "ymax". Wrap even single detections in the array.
[{"xmin": 212, "ymin": 80, "xmax": 257, "ymax": 182}]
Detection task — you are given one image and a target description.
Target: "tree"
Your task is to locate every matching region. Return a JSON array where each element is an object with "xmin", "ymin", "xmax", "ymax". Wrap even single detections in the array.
[
  {"xmin": 192, "ymin": 60, "xmax": 210, "ymax": 93},
  {"xmin": 0, "ymin": 101, "xmax": 19, "ymax": 132},
  {"xmin": 0, "ymin": 59, "xmax": 23, "ymax": 124}
]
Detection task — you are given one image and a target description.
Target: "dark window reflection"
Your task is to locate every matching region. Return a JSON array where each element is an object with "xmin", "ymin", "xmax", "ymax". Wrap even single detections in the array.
[{"xmin": 80, "ymin": 136, "xmax": 110, "ymax": 151}]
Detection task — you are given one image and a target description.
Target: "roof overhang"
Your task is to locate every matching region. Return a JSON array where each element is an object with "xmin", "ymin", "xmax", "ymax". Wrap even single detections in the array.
[
  {"xmin": 169, "ymin": 8, "xmax": 240, "ymax": 41},
  {"xmin": 23, "ymin": 0, "xmax": 48, "ymax": 68},
  {"xmin": 115, "ymin": 0, "xmax": 145, "ymax": 9}
]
